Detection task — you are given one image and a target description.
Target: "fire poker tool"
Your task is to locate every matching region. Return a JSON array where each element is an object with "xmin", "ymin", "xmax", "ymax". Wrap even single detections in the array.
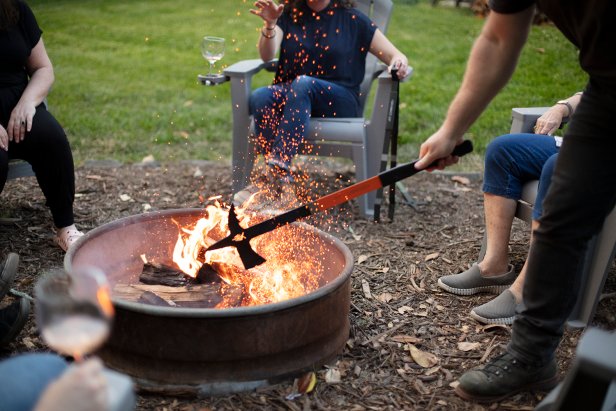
[{"xmin": 201, "ymin": 140, "xmax": 473, "ymax": 270}]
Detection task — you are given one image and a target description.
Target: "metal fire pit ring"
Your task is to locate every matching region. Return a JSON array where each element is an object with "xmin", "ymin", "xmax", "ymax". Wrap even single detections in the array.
[{"xmin": 65, "ymin": 209, "xmax": 353, "ymax": 396}]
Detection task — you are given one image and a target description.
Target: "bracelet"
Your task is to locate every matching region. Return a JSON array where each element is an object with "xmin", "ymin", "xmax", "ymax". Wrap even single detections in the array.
[{"xmin": 261, "ymin": 29, "xmax": 276, "ymax": 39}]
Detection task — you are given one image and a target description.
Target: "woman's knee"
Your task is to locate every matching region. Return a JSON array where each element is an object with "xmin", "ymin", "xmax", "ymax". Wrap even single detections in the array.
[{"xmin": 485, "ymin": 134, "xmax": 519, "ymax": 172}]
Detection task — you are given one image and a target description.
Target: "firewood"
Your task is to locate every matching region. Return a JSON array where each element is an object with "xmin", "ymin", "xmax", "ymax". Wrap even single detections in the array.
[
  {"xmin": 113, "ymin": 282, "xmax": 245, "ymax": 308},
  {"xmin": 139, "ymin": 262, "xmax": 188, "ymax": 287}
]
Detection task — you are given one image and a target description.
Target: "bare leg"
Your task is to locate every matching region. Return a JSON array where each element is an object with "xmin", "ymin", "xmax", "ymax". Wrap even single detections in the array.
[
  {"xmin": 478, "ymin": 193, "xmax": 517, "ymax": 276},
  {"xmin": 508, "ymin": 220, "xmax": 539, "ymax": 302}
]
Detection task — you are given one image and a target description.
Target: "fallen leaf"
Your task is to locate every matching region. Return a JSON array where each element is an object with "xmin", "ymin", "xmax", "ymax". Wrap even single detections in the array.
[
  {"xmin": 119, "ymin": 194, "xmax": 132, "ymax": 202},
  {"xmin": 458, "ymin": 341, "xmax": 481, "ymax": 352},
  {"xmin": 424, "ymin": 252, "xmax": 439, "ymax": 262},
  {"xmin": 324, "ymin": 368, "xmax": 341, "ymax": 384},
  {"xmin": 376, "ymin": 292, "xmax": 393, "ymax": 303},
  {"xmin": 451, "ymin": 175, "xmax": 471, "ymax": 185},
  {"xmin": 361, "ymin": 279, "xmax": 372, "ymax": 299},
  {"xmin": 193, "ymin": 167, "xmax": 203, "ymax": 178},
  {"xmin": 357, "ymin": 255, "xmax": 368, "ymax": 264},
  {"xmin": 142, "ymin": 203, "xmax": 152, "ymax": 212},
  {"xmin": 296, "ymin": 371, "xmax": 317, "ymax": 394},
  {"xmin": 397, "ymin": 306, "xmax": 412, "ymax": 314},
  {"xmin": 141, "ymin": 154, "xmax": 156, "ymax": 164},
  {"xmin": 408, "ymin": 344, "xmax": 439, "ymax": 368},
  {"xmin": 449, "ymin": 381, "xmax": 460, "ymax": 389}
]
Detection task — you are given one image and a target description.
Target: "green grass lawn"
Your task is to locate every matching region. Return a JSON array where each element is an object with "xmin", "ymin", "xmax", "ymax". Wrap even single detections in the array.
[{"xmin": 30, "ymin": 0, "xmax": 587, "ymax": 166}]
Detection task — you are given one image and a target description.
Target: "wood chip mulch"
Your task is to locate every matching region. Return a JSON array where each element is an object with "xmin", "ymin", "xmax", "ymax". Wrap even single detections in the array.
[{"xmin": 1, "ymin": 159, "xmax": 614, "ymax": 411}]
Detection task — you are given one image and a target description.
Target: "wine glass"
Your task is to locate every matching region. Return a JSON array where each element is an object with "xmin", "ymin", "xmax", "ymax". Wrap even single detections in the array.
[
  {"xmin": 201, "ymin": 36, "xmax": 225, "ymax": 77},
  {"xmin": 35, "ymin": 267, "xmax": 114, "ymax": 361}
]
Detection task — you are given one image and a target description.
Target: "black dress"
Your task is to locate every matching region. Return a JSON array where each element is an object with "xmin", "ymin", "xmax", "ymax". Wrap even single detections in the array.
[{"xmin": 0, "ymin": 0, "xmax": 75, "ymax": 228}]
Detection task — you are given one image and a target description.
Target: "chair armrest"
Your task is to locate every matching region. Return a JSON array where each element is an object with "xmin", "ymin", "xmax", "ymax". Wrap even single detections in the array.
[
  {"xmin": 224, "ymin": 59, "xmax": 278, "ymax": 78},
  {"xmin": 510, "ymin": 107, "xmax": 570, "ymax": 134}
]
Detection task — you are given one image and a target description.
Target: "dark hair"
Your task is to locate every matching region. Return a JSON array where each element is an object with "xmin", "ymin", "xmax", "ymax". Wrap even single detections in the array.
[
  {"xmin": 0, "ymin": 0, "xmax": 19, "ymax": 31},
  {"xmin": 283, "ymin": 0, "xmax": 355, "ymax": 13}
]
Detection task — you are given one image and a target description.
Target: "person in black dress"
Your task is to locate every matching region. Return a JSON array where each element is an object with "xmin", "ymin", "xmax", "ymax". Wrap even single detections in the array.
[{"xmin": 0, "ymin": 0, "xmax": 82, "ymax": 251}]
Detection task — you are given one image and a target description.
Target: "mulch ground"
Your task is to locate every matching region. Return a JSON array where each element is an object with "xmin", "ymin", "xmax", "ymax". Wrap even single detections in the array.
[{"xmin": 1, "ymin": 159, "xmax": 615, "ymax": 411}]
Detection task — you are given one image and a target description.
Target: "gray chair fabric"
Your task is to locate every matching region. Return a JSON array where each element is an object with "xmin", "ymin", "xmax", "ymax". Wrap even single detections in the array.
[
  {"xmin": 7, "ymin": 160, "xmax": 35, "ymax": 180},
  {"xmin": 223, "ymin": 0, "xmax": 410, "ymax": 218}
]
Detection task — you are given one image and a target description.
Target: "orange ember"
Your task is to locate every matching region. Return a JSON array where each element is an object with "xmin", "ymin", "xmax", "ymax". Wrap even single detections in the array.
[{"xmin": 171, "ymin": 198, "xmax": 324, "ymax": 307}]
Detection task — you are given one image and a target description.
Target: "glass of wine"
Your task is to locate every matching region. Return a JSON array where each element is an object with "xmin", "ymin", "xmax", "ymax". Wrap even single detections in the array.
[
  {"xmin": 35, "ymin": 267, "xmax": 114, "ymax": 361},
  {"xmin": 201, "ymin": 36, "xmax": 225, "ymax": 77}
]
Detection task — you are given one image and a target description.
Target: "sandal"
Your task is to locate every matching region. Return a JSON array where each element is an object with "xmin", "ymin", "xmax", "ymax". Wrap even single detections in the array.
[{"xmin": 54, "ymin": 225, "xmax": 85, "ymax": 252}]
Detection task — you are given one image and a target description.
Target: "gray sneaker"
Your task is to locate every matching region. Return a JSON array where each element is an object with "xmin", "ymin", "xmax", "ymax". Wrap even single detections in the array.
[
  {"xmin": 470, "ymin": 289, "xmax": 521, "ymax": 325},
  {"xmin": 437, "ymin": 263, "xmax": 516, "ymax": 296},
  {"xmin": 455, "ymin": 352, "xmax": 559, "ymax": 403}
]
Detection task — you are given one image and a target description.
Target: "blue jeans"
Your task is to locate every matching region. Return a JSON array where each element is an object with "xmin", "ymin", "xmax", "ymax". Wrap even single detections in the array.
[
  {"xmin": 0, "ymin": 353, "xmax": 68, "ymax": 411},
  {"xmin": 483, "ymin": 133, "xmax": 560, "ymax": 220},
  {"xmin": 509, "ymin": 79, "xmax": 616, "ymax": 366},
  {"xmin": 249, "ymin": 75, "xmax": 361, "ymax": 169}
]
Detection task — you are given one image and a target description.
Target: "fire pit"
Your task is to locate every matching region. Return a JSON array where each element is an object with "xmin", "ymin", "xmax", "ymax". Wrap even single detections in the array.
[{"xmin": 64, "ymin": 208, "xmax": 353, "ymax": 396}]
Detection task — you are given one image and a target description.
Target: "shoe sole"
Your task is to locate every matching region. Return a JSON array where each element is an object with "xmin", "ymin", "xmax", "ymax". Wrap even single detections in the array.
[
  {"xmin": 469, "ymin": 310, "xmax": 515, "ymax": 325},
  {"xmin": 454, "ymin": 375, "xmax": 560, "ymax": 403},
  {"xmin": 0, "ymin": 298, "xmax": 30, "ymax": 347},
  {"xmin": 437, "ymin": 278, "xmax": 510, "ymax": 296},
  {"xmin": 0, "ymin": 253, "xmax": 19, "ymax": 301}
]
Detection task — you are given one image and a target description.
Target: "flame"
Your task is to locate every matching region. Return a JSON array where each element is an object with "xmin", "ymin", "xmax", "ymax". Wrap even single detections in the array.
[{"xmin": 171, "ymin": 200, "xmax": 324, "ymax": 307}]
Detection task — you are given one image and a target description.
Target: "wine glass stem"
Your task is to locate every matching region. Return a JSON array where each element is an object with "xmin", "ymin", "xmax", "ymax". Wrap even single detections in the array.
[{"xmin": 209, "ymin": 62, "xmax": 214, "ymax": 76}]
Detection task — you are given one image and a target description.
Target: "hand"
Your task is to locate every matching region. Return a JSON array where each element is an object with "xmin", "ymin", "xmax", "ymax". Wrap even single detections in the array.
[
  {"xmin": 0, "ymin": 125, "xmax": 8, "ymax": 151},
  {"xmin": 414, "ymin": 128, "xmax": 464, "ymax": 171},
  {"xmin": 533, "ymin": 104, "xmax": 568, "ymax": 135},
  {"xmin": 389, "ymin": 55, "xmax": 410, "ymax": 80},
  {"xmin": 250, "ymin": 0, "xmax": 284, "ymax": 26},
  {"xmin": 34, "ymin": 358, "xmax": 107, "ymax": 411},
  {"xmin": 8, "ymin": 101, "xmax": 36, "ymax": 143}
]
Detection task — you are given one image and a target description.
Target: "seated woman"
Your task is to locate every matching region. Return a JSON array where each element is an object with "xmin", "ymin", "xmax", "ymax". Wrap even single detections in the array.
[
  {"xmin": 234, "ymin": 0, "xmax": 410, "ymax": 205},
  {"xmin": 437, "ymin": 91, "xmax": 583, "ymax": 324},
  {"xmin": 0, "ymin": 0, "xmax": 82, "ymax": 251}
]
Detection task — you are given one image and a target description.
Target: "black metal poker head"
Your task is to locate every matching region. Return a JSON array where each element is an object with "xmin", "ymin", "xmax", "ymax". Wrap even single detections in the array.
[{"xmin": 198, "ymin": 204, "xmax": 266, "ymax": 273}]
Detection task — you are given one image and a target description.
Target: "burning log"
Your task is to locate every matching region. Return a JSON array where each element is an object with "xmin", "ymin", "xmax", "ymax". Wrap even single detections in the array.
[
  {"xmin": 140, "ymin": 262, "xmax": 188, "ymax": 287},
  {"xmin": 113, "ymin": 283, "xmax": 245, "ymax": 308}
]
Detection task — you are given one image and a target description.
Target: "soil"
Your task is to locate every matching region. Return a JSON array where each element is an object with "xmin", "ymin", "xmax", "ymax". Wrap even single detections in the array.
[{"xmin": 1, "ymin": 159, "xmax": 615, "ymax": 411}]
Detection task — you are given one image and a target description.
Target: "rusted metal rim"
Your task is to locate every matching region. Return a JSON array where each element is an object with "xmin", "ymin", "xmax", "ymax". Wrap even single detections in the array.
[{"xmin": 64, "ymin": 208, "xmax": 354, "ymax": 316}]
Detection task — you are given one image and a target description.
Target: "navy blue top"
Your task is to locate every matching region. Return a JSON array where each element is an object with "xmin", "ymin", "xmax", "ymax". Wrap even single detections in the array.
[
  {"xmin": 275, "ymin": 2, "xmax": 377, "ymax": 94},
  {"xmin": 489, "ymin": 0, "xmax": 616, "ymax": 84},
  {"xmin": 0, "ymin": 1, "xmax": 42, "ymax": 120}
]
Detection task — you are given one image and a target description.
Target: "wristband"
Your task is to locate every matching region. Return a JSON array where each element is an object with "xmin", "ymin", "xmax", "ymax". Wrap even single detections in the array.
[
  {"xmin": 556, "ymin": 100, "xmax": 573, "ymax": 117},
  {"xmin": 261, "ymin": 29, "xmax": 276, "ymax": 39}
]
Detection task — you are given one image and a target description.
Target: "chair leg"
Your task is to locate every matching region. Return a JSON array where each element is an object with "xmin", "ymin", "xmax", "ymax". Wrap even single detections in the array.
[
  {"xmin": 352, "ymin": 144, "xmax": 372, "ymax": 218},
  {"xmin": 567, "ymin": 205, "xmax": 616, "ymax": 328}
]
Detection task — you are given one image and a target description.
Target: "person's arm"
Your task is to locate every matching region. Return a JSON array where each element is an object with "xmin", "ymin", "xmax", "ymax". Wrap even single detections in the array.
[
  {"xmin": 369, "ymin": 29, "xmax": 410, "ymax": 79},
  {"xmin": 250, "ymin": 0, "xmax": 284, "ymax": 62},
  {"xmin": 8, "ymin": 38, "xmax": 54, "ymax": 143},
  {"xmin": 533, "ymin": 91, "xmax": 583, "ymax": 135},
  {"xmin": 415, "ymin": 6, "xmax": 536, "ymax": 170}
]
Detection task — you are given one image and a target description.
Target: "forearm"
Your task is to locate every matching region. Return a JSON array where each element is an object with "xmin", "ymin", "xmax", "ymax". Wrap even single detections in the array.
[
  {"xmin": 257, "ymin": 24, "xmax": 281, "ymax": 62},
  {"xmin": 19, "ymin": 67, "xmax": 54, "ymax": 107}
]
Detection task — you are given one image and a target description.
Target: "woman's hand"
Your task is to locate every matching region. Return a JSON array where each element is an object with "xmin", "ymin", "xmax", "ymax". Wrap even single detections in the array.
[
  {"xmin": 250, "ymin": 0, "xmax": 284, "ymax": 26},
  {"xmin": 0, "ymin": 125, "xmax": 8, "ymax": 151},
  {"xmin": 389, "ymin": 54, "xmax": 410, "ymax": 80},
  {"xmin": 533, "ymin": 104, "xmax": 568, "ymax": 136},
  {"xmin": 7, "ymin": 101, "xmax": 36, "ymax": 143}
]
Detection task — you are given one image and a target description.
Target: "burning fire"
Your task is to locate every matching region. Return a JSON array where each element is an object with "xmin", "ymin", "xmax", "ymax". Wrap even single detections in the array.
[{"xmin": 171, "ymin": 198, "xmax": 323, "ymax": 307}]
